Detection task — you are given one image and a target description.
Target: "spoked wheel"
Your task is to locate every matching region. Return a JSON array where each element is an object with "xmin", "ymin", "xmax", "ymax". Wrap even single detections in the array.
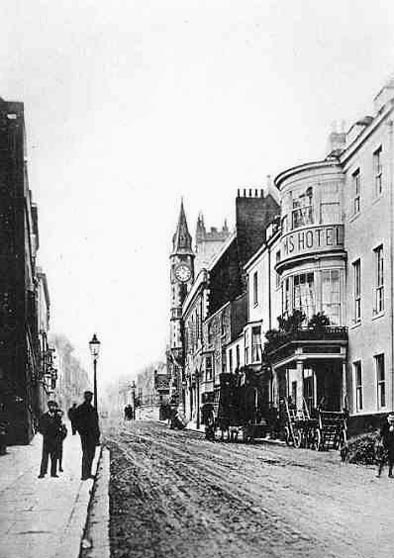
[
  {"xmin": 311, "ymin": 428, "xmax": 322, "ymax": 451},
  {"xmin": 293, "ymin": 427, "xmax": 303, "ymax": 448},
  {"xmin": 284, "ymin": 425, "xmax": 293, "ymax": 446}
]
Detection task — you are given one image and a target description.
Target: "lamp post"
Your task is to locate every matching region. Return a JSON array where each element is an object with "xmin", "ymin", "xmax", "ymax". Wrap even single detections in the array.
[{"xmin": 89, "ymin": 334, "xmax": 101, "ymax": 412}]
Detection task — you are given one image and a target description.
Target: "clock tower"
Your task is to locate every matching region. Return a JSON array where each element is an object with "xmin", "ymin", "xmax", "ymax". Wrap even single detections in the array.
[{"xmin": 168, "ymin": 200, "xmax": 194, "ymax": 406}]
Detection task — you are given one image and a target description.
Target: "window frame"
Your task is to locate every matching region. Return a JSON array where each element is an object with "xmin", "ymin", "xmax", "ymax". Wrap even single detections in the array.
[
  {"xmin": 375, "ymin": 353, "xmax": 386, "ymax": 409},
  {"xmin": 354, "ymin": 360, "xmax": 363, "ymax": 412},
  {"xmin": 253, "ymin": 271, "xmax": 259, "ymax": 306},
  {"xmin": 374, "ymin": 146, "xmax": 383, "ymax": 197},
  {"xmin": 374, "ymin": 245, "xmax": 384, "ymax": 315},
  {"xmin": 352, "ymin": 168, "xmax": 361, "ymax": 215},
  {"xmin": 353, "ymin": 259, "xmax": 361, "ymax": 323}
]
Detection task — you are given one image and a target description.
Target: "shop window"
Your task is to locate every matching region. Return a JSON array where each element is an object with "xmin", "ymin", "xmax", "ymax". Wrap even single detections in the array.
[
  {"xmin": 293, "ymin": 272, "xmax": 315, "ymax": 320},
  {"xmin": 374, "ymin": 146, "xmax": 383, "ymax": 196},
  {"xmin": 375, "ymin": 354, "xmax": 386, "ymax": 408},
  {"xmin": 354, "ymin": 361, "xmax": 363, "ymax": 411},
  {"xmin": 251, "ymin": 326, "xmax": 262, "ymax": 362},
  {"xmin": 205, "ymin": 356, "xmax": 213, "ymax": 381},
  {"xmin": 322, "ymin": 269, "xmax": 341, "ymax": 325},
  {"xmin": 352, "ymin": 169, "xmax": 361, "ymax": 215},
  {"xmin": 353, "ymin": 259, "xmax": 361, "ymax": 323},
  {"xmin": 374, "ymin": 245, "xmax": 384, "ymax": 314}
]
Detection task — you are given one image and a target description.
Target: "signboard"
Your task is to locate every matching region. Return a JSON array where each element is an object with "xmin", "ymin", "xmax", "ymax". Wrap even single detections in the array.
[{"xmin": 280, "ymin": 224, "xmax": 344, "ymax": 263}]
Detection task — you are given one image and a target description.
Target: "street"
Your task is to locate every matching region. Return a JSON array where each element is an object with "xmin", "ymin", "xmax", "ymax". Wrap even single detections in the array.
[{"xmin": 105, "ymin": 421, "xmax": 393, "ymax": 558}]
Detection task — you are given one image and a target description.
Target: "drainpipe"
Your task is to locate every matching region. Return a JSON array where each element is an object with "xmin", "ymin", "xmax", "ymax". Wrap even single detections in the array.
[
  {"xmin": 268, "ymin": 242, "xmax": 272, "ymax": 330},
  {"xmin": 389, "ymin": 119, "xmax": 394, "ymax": 412}
]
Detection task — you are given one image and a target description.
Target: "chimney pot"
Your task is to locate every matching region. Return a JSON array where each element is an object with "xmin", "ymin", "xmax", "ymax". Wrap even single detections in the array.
[
  {"xmin": 260, "ymin": 189, "xmax": 264, "ymax": 197},
  {"xmin": 249, "ymin": 188, "xmax": 252, "ymax": 197},
  {"xmin": 255, "ymin": 189, "xmax": 258, "ymax": 197},
  {"xmin": 243, "ymin": 188, "xmax": 246, "ymax": 197}
]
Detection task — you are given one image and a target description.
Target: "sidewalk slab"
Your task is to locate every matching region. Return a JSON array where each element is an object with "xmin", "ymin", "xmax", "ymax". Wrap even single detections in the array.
[{"xmin": 0, "ymin": 423, "xmax": 100, "ymax": 558}]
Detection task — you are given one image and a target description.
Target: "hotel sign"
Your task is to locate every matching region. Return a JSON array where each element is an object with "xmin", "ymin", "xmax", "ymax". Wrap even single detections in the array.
[{"xmin": 280, "ymin": 224, "xmax": 344, "ymax": 262}]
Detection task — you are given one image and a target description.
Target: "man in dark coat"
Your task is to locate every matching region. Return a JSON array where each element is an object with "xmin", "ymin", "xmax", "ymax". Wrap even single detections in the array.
[
  {"xmin": 377, "ymin": 413, "xmax": 394, "ymax": 478},
  {"xmin": 74, "ymin": 391, "xmax": 100, "ymax": 480},
  {"xmin": 38, "ymin": 400, "xmax": 61, "ymax": 478}
]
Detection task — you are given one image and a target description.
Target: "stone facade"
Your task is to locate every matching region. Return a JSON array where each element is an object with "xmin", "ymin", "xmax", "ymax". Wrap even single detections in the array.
[{"xmin": 0, "ymin": 99, "xmax": 54, "ymax": 444}]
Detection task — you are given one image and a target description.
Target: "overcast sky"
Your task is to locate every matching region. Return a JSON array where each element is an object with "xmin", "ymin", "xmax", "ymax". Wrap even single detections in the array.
[{"xmin": 1, "ymin": 0, "xmax": 394, "ymax": 387}]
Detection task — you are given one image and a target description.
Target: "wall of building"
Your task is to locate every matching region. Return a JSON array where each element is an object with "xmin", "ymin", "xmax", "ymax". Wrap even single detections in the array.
[{"xmin": 342, "ymin": 106, "xmax": 394, "ymax": 424}]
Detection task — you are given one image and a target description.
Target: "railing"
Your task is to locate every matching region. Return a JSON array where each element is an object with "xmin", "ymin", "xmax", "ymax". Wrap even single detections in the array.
[{"xmin": 266, "ymin": 326, "xmax": 348, "ymax": 356}]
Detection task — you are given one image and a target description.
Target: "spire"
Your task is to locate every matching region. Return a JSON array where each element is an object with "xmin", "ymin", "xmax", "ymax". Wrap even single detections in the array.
[{"xmin": 172, "ymin": 199, "xmax": 193, "ymax": 255}]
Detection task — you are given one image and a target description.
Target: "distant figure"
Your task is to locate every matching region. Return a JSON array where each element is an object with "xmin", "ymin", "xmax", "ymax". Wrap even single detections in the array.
[
  {"xmin": 201, "ymin": 402, "xmax": 215, "ymax": 441},
  {"xmin": 377, "ymin": 414, "xmax": 394, "ymax": 478},
  {"xmin": 74, "ymin": 391, "xmax": 100, "ymax": 481},
  {"xmin": 55, "ymin": 409, "xmax": 68, "ymax": 473},
  {"xmin": 124, "ymin": 404, "xmax": 133, "ymax": 420},
  {"xmin": 67, "ymin": 403, "xmax": 78, "ymax": 435},
  {"xmin": 38, "ymin": 401, "xmax": 61, "ymax": 478}
]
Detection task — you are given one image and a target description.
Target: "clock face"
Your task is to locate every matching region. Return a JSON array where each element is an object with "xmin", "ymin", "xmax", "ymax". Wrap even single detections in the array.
[{"xmin": 175, "ymin": 264, "xmax": 191, "ymax": 283}]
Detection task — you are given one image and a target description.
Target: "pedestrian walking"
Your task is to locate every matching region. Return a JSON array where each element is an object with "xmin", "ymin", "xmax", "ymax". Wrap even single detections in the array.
[
  {"xmin": 67, "ymin": 402, "xmax": 78, "ymax": 435},
  {"xmin": 376, "ymin": 413, "xmax": 394, "ymax": 478},
  {"xmin": 38, "ymin": 400, "xmax": 61, "ymax": 478},
  {"xmin": 73, "ymin": 391, "xmax": 100, "ymax": 480},
  {"xmin": 55, "ymin": 409, "xmax": 68, "ymax": 473}
]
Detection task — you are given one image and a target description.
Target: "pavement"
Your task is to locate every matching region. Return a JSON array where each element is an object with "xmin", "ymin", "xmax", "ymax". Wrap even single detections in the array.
[{"xmin": 0, "ymin": 423, "xmax": 101, "ymax": 558}]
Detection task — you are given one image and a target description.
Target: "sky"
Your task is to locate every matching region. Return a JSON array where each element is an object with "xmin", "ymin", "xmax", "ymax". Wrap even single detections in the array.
[{"xmin": 1, "ymin": 0, "xmax": 394, "ymax": 387}]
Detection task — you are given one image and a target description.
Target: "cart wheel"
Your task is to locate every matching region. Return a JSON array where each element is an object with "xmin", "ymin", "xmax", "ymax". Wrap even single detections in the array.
[
  {"xmin": 312, "ymin": 428, "xmax": 322, "ymax": 451},
  {"xmin": 293, "ymin": 428, "xmax": 303, "ymax": 448},
  {"xmin": 284, "ymin": 426, "xmax": 293, "ymax": 446}
]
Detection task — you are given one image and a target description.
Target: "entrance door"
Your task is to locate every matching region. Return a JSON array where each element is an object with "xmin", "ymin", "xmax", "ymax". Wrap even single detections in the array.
[{"xmin": 303, "ymin": 376, "xmax": 314, "ymax": 414}]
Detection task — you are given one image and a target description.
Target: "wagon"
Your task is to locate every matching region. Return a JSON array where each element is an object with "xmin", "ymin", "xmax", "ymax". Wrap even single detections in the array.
[
  {"xmin": 315, "ymin": 410, "xmax": 348, "ymax": 451},
  {"xmin": 212, "ymin": 372, "xmax": 269, "ymax": 443},
  {"xmin": 282, "ymin": 398, "xmax": 320, "ymax": 449}
]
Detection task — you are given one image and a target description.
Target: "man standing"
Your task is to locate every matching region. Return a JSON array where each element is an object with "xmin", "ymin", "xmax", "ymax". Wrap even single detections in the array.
[
  {"xmin": 74, "ymin": 391, "xmax": 100, "ymax": 481},
  {"xmin": 377, "ymin": 413, "xmax": 394, "ymax": 478},
  {"xmin": 38, "ymin": 400, "xmax": 61, "ymax": 478}
]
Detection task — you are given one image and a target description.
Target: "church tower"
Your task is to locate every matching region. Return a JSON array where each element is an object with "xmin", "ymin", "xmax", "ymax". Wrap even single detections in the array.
[
  {"xmin": 167, "ymin": 201, "xmax": 194, "ymax": 410},
  {"xmin": 170, "ymin": 200, "xmax": 195, "ymax": 355}
]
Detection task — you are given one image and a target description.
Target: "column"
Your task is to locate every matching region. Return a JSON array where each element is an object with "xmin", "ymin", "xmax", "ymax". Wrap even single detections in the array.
[
  {"xmin": 342, "ymin": 361, "xmax": 348, "ymax": 410},
  {"xmin": 297, "ymin": 360, "xmax": 304, "ymax": 409}
]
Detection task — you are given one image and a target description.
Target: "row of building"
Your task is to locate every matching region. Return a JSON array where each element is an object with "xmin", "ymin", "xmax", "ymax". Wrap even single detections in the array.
[
  {"xmin": 167, "ymin": 77, "xmax": 394, "ymax": 436},
  {"xmin": 0, "ymin": 98, "xmax": 57, "ymax": 444}
]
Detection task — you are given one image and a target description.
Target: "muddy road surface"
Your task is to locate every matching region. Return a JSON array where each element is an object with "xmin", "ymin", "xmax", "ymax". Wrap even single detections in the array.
[{"xmin": 106, "ymin": 420, "xmax": 394, "ymax": 558}]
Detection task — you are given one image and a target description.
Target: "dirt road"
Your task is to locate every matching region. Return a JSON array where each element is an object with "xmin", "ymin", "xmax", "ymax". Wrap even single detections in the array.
[{"xmin": 106, "ymin": 420, "xmax": 394, "ymax": 558}]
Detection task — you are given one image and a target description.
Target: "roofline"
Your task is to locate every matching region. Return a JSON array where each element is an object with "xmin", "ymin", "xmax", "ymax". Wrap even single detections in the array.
[
  {"xmin": 243, "ymin": 229, "xmax": 280, "ymax": 271},
  {"xmin": 207, "ymin": 230, "xmax": 237, "ymax": 270},
  {"xmin": 274, "ymin": 158, "xmax": 341, "ymax": 190}
]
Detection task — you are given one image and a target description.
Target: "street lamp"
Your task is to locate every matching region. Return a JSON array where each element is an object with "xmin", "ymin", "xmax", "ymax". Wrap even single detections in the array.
[{"xmin": 89, "ymin": 333, "xmax": 101, "ymax": 411}]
